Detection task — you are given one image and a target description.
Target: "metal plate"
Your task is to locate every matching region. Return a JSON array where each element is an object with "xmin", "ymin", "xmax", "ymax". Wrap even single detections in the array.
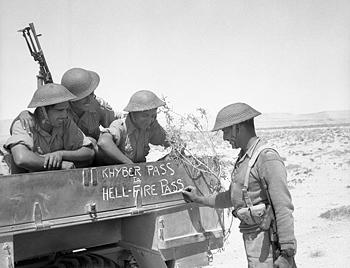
[{"xmin": 0, "ymin": 160, "xmax": 217, "ymax": 235}]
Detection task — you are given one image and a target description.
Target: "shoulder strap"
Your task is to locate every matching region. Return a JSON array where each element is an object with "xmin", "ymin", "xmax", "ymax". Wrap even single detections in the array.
[
  {"xmin": 242, "ymin": 143, "xmax": 278, "ymax": 207},
  {"xmin": 247, "ymin": 144, "xmax": 279, "ymax": 212},
  {"xmin": 242, "ymin": 139, "xmax": 262, "ymax": 207},
  {"xmin": 243, "ymin": 143, "xmax": 271, "ymax": 189}
]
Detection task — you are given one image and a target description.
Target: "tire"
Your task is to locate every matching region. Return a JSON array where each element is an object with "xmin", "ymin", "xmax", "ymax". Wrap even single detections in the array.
[{"xmin": 43, "ymin": 252, "xmax": 121, "ymax": 268}]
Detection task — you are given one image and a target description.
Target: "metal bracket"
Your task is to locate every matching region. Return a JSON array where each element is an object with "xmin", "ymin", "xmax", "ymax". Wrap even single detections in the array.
[
  {"xmin": 131, "ymin": 190, "xmax": 144, "ymax": 215},
  {"xmin": 32, "ymin": 202, "xmax": 51, "ymax": 230},
  {"xmin": 85, "ymin": 202, "xmax": 97, "ymax": 220},
  {"xmin": 82, "ymin": 167, "xmax": 98, "ymax": 186},
  {"xmin": 33, "ymin": 202, "xmax": 44, "ymax": 230}
]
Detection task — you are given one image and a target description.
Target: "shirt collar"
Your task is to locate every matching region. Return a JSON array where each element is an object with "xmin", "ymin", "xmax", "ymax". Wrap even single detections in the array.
[
  {"xmin": 33, "ymin": 121, "xmax": 52, "ymax": 137},
  {"xmin": 237, "ymin": 137, "xmax": 261, "ymax": 163}
]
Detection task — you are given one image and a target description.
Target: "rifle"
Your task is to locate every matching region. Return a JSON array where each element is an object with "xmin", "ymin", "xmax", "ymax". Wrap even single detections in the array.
[{"xmin": 18, "ymin": 23, "xmax": 53, "ymax": 88}]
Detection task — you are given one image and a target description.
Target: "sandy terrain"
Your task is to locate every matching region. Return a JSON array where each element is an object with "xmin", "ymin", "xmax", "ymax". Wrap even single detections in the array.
[
  {"xmin": 1, "ymin": 125, "xmax": 349, "ymax": 267},
  {"xmin": 205, "ymin": 126, "xmax": 350, "ymax": 268}
]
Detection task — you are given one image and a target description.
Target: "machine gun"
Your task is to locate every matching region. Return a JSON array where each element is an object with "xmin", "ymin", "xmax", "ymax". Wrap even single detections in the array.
[{"xmin": 18, "ymin": 23, "xmax": 53, "ymax": 87}]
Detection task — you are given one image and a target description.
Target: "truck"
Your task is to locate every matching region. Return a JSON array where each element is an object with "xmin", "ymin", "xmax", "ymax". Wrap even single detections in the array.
[
  {"xmin": 0, "ymin": 22, "xmax": 225, "ymax": 268},
  {"xmin": 0, "ymin": 159, "xmax": 225, "ymax": 267}
]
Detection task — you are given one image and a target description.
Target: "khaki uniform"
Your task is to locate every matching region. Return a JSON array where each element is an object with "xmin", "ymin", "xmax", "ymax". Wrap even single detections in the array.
[
  {"xmin": 5, "ymin": 119, "xmax": 91, "ymax": 154},
  {"xmin": 69, "ymin": 96, "xmax": 119, "ymax": 140},
  {"xmin": 102, "ymin": 114, "xmax": 169, "ymax": 163},
  {"xmin": 207, "ymin": 138, "xmax": 296, "ymax": 267}
]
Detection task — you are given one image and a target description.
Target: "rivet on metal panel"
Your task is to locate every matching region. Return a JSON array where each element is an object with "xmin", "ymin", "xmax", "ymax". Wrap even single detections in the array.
[{"xmin": 33, "ymin": 202, "xmax": 43, "ymax": 230}]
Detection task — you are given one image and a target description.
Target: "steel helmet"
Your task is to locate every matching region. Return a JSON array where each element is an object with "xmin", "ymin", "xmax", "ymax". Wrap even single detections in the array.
[
  {"xmin": 61, "ymin": 68, "xmax": 100, "ymax": 101},
  {"xmin": 212, "ymin": 102, "xmax": 261, "ymax": 131},
  {"xmin": 124, "ymin": 90, "xmax": 165, "ymax": 112},
  {"xmin": 27, "ymin": 83, "xmax": 77, "ymax": 108}
]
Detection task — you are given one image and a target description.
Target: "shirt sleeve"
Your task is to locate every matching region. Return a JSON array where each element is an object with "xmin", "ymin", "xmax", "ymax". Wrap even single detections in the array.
[
  {"xmin": 150, "ymin": 120, "xmax": 170, "ymax": 147},
  {"xmin": 4, "ymin": 120, "xmax": 34, "ymax": 151},
  {"xmin": 63, "ymin": 119, "xmax": 92, "ymax": 150},
  {"xmin": 101, "ymin": 119, "xmax": 125, "ymax": 146},
  {"xmin": 257, "ymin": 149, "xmax": 297, "ymax": 251},
  {"xmin": 95, "ymin": 96, "xmax": 117, "ymax": 127}
]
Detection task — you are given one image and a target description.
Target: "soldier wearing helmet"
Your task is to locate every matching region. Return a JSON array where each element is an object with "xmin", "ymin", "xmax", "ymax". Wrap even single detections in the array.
[
  {"xmin": 183, "ymin": 103, "xmax": 297, "ymax": 268},
  {"xmin": 96, "ymin": 90, "xmax": 169, "ymax": 164},
  {"xmin": 4, "ymin": 83, "xmax": 95, "ymax": 173},
  {"xmin": 14, "ymin": 68, "xmax": 120, "ymax": 142}
]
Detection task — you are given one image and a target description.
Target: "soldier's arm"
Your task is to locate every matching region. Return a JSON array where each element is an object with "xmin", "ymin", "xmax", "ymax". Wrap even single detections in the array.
[
  {"xmin": 10, "ymin": 144, "xmax": 47, "ymax": 172},
  {"xmin": 6, "ymin": 120, "xmax": 46, "ymax": 172},
  {"xmin": 97, "ymin": 133, "xmax": 133, "ymax": 164},
  {"xmin": 60, "ymin": 119, "xmax": 95, "ymax": 166},
  {"xmin": 182, "ymin": 186, "xmax": 233, "ymax": 208},
  {"xmin": 258, "ymin": 150, "xmax": 297, "ymax": 251},
  {"xmin": 57, "ymin": 147, "xmax": 95, "ymax": 163}
]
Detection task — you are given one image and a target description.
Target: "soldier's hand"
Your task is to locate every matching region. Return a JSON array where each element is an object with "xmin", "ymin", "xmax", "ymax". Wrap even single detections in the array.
[
  {"xmin": 273, "ymin": 255, "xmax": 294, "ymax": 268},
  {"xmin": 61, "ymin": 161, "xmax": 75, "ymax": 170},
  {"xmin": 182, "ymin": 186, "xmax": 199, "ymax": 203},
  {"xmin": 43, "ymin": 151, "xmax": 63, "ymax": 169},
  {"xmin": 19, "ymin": 110, "xmax": 34, "ymax": 134}
]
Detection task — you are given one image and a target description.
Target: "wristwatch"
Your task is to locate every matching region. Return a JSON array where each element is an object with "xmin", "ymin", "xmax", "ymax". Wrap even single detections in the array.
[{"xmin": 280, "ymin": 248, "xmax": 295, "ymax": 258}]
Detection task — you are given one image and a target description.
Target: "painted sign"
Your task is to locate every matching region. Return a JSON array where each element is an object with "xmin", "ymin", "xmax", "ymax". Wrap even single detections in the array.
[{"xmin": 100, "ymin": 162, "xmax": 185, "ymax": 201}]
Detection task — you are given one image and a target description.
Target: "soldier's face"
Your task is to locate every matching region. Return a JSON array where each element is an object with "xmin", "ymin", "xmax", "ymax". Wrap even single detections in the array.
[
  {"xmin": 47, "ymin": 102, "xmax": 69, "ymax": 127},
  {"xmin": 222, "ymin": 125, "xmax": 239, "ymax": 149},
  {"xmin": 131, "ymin": 109, "xmax": 157, "ymax": 129},
  {"xmin": 71, "ymin": 93, "xmax": 95, "ymax": 111}
]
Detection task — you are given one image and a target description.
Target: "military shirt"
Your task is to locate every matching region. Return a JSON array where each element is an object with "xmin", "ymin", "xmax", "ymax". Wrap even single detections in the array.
[
  {"xmin": 103, "ymin": 114, "xmax": 169, "ymax": 163},
  {"xmin": 5, "ymin": 119, "xmax": 91, "ymax": 154},
  {"xmin": 208, "ymin": 138, "xmax": 296, "ymax": 251},
  {"xmin": 69, "ymin": 96, "xmax": 120, "ymax": 140}
]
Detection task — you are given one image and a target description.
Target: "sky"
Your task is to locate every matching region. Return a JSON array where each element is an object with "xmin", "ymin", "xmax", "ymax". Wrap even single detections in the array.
[{"xmin": 0, "ymin": 0, "xmax": 349, "ymax": 121}]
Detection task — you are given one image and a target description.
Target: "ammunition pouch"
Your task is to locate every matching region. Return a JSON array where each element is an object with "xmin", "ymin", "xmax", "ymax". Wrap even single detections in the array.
[{"xmin": 234, "ymin": 204, "xmax": 273, "ymax": 230}]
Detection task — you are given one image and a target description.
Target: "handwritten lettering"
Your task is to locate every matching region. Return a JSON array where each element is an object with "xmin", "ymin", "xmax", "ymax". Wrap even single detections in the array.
[
  {"xmin": 166, "ymin": 162, "xmax": 175, "ymax": 175},
  {"xmin": 102, "ymin": 178, "xmax": 185, "ymax": 200},
  {"xmin": 146, "ymin": 163, "xmax": 175, "ymax": 177},
  {"xmin": 102, "ymin": 166, "xmax": 142, "ymax": 179}
]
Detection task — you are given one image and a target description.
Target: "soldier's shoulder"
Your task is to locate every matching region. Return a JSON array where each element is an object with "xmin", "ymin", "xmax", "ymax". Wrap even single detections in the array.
[{"xmin": 257, "ymin": 147, "xmax": 282, "ymax": 163}]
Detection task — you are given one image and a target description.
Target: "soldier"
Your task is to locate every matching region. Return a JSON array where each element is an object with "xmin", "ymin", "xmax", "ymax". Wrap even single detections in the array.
[
  {"xmin": 182, "ymin": 103, "xmax": 297, "ymax": 268},
  {"xmin": 97, "ymin": 90, "xmax": 170, "ymax": 165},
  {"xmin": 14, "ymin": 68, "xmax": 120, "ymax": 143},
  {"xmin": 4, "ymin": 83, "xmax": 95, "ymax": 173}
]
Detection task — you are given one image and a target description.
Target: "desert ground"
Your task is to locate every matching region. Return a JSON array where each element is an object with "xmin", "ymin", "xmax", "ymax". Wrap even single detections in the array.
[
  {"xmin": 1, "ymin": 124, "xmax": 349, "ymax": 267},
  {"xmin": 203, "ymin": 126, "xmax": 350, "ymax": 268}
]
